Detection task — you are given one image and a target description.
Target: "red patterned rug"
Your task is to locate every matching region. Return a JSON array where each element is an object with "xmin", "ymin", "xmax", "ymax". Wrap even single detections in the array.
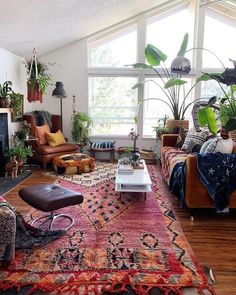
[{"xmin": 0, "ymin": 165, "xmax": 215, "ymax": 295}]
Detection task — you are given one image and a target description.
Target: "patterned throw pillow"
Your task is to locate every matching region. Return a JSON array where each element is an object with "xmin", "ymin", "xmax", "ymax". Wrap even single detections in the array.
[
  {"xmin": 200, "ymin": 137, "xmax": 233, "ymax": 154},
  {"xmin": 90, "ymin": 141, "xmax": 115, "ymax": 149},
  {"xmin": 181, "ymin": 130, "xmax": 209, "ymax": 151}
]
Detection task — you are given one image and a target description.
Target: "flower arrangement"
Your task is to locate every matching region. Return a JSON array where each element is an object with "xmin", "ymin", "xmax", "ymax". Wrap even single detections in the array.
[{"xmin": 128, "ymin": 128, "xmax": 139, "ymax": 152}]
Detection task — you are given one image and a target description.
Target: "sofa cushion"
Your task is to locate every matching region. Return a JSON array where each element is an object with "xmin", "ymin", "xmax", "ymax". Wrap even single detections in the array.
[
  {"xmin": 46, "ymin": 130, "xmax": 66, "ymax": 147},
  {"xmin": 35, "ymin": 124, "xmax": 50, "ymax": 145},
  {"xmin": 200, "ymin": 137, "xmax": 234, "ymax": 154},
  {"xmin": 181, "ymin": 129, "xmax": 209, "ymax": 151}
]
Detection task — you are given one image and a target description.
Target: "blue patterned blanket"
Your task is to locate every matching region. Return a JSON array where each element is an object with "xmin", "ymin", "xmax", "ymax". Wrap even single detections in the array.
[
  {"xmin": 196, "ymin": 152, "xmax": 236, "ymax": 211},
  {"xmin": 170, "ymin": 153, "xmax": 236, "ymax": 211}
]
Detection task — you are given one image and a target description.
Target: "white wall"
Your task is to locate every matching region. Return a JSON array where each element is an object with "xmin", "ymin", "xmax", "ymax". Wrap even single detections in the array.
[
  {"xmin": 0, "ymin": 47, "xmax": 30, "ymax": 143},
  {"xmin": 37, "ymin": 39, "xmax": 157, "ymax": 158}
]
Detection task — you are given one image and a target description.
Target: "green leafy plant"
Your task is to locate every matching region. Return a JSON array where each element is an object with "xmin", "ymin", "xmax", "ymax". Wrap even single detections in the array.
[
  {"xmin": 71, "ymin": 112, "xmax": 92, "ymax": 145},
  {"xmin": 128, "ymin": 33, "xmax": 203, "ymax": 121},
  {"xmin": 10, "ymin": 92, "xmax": 23, "ymax": 113},
  {"xmin": 24, "ymin": 59, "xmax": 54, "ymax": 93},
  {"xmin": 197, "ymin": 65, "xmax": 236, "ymax": 133},
  {"xmin": 0, "ymin": 81, "xmax": 13, "ymax": 98},
  {"xmin": 152, "ymin": 115, "xmax": 169, "ymax": 139},
  {"xmin": 6, "ymin": 142, "xmax": 32, "ymax": 163}
]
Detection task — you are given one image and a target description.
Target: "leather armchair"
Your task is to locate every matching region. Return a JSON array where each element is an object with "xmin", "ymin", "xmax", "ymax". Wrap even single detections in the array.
[{"xmin": 23, "ymin": 113, "xmax": 78, "ymax": 169}]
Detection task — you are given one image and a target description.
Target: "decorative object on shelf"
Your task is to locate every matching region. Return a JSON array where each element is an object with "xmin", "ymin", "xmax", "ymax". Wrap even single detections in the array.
[
  {"xmin": 25, "ymin": 48, "xmax": 53, "ymax": 103},
  {"xmin": 52, "ymin": 81, "xmax": 67, "ymax": 131},
  {"xmin": 0, "ymin": 81, "xmax": 13, "ymax": 108},
  {"xmin": 71, "ymin": 112, "xmax": 92, "ymax": 146},
  {"xmin": 14, "ymin": 121, "xmax": 31, "ymax": 142}
]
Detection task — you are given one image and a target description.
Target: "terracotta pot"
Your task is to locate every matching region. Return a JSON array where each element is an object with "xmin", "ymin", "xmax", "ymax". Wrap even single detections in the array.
[
  {"xmin": 165, "ymin": 119, "xmax": 189, "ymax": 133},
  {"xmin": 27, "ymin": 82, "xmax": 43, "ymax": 103}
]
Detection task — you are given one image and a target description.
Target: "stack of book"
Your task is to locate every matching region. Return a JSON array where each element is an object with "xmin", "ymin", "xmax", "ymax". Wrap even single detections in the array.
[{"xmin": 118, "ymin": 164, "xmax": 133, "ymax": 175}]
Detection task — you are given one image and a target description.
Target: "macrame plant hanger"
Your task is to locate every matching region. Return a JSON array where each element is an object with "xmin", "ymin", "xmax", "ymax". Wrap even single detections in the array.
[{"xmin": 27, "ymin": 48, "xmax": 43, "ymax": 103}]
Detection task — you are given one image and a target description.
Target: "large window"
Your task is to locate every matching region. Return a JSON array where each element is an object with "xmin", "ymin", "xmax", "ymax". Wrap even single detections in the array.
[
  {"xmin": 89, "ymin": 24, "xmax": 137, "ymax": 67},
  {"xmin": 89, "ymin": 76, "xmax": 138, "ymax": 136},
  {"xmin": 88, "ymin": 1, "xmax": 236, "ymax": 138}
]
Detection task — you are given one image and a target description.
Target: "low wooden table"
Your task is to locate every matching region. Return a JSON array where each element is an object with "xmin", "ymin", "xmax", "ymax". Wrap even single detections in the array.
[{"xmin": 115, "ymin": 160, "xmax": 152, "ymax": 199}]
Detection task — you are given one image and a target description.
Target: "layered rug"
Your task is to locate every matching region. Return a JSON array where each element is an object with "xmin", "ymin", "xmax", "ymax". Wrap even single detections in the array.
[
  {"xmin": 0, "ymin": 164, "xmax": 215, "ymax": 295},
  {"xmin": 0, "ymin": 169, "xmax": 32, "ymax": 195}
]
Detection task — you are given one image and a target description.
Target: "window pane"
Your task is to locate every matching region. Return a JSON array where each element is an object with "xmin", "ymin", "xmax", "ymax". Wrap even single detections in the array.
[
  {"xmin": 203, "ymin": 9, "xmax": 236, "ymax": 68},
  {"xmin": 201, "ymin": 79, "xmax": 229, "ymax": 99},
  {"xmin": 146, "ymin": 7, "xmax": 194, "ymax": 67},
  {"xmin": 89, "ymin": 77, "xmax": 138, "ymax": 135},
  {"xmin": 143, "ymin": 77, "xmax": 194, "ymax": 137},
  {"xmin": 89, "ymin": 25, "xmax": 137, "ymax": 67}
]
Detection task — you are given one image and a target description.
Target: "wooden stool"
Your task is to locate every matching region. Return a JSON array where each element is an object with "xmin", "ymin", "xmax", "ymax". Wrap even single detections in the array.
[{"xmin": 89, "ymin": 147, "xmax": 115, "ymax": 163}]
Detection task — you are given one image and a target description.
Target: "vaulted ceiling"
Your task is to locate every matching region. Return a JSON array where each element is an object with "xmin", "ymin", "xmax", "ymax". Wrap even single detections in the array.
[{"xmin": 0, "ymin": 0, "xmax": 235, "ymax": 58}]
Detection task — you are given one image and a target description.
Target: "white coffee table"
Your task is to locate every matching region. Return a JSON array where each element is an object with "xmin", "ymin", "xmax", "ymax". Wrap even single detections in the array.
[{"xmin": 115, "ymin": 160, "xmax": 152, "ymax": 199}]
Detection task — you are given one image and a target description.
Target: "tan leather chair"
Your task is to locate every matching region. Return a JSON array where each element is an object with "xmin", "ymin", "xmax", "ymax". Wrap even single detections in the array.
[{"xmin": 23, "ymin": 113, "xmax": 77, "ymax": 169}]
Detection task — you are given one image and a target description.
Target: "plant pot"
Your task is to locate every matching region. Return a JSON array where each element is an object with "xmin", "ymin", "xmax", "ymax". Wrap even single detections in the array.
[
  {"xmin": 0, "ymin": 96, "xmax": 11, "ymax": 108},
  {"xmin": 27, "ymin": 82, "xmax": 43, "ymax": 103},
  {"xmin": 165, "ymin": 119, "xmax": 189, "ymax": 133},
  {"xmin": 17, "ymin": 160, "xmax": 24, "ymax": 173}
]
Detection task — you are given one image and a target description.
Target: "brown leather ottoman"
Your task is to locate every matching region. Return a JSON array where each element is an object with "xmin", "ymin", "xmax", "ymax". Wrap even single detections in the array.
[{"xmin": 19, "ymin": 184, "xmax": 83, "ymax": 230}]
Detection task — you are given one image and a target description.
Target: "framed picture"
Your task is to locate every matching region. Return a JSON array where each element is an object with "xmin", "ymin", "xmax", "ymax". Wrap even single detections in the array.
[{"xmin": 11, "ymin": 94, "xmax": 24, "ymax": 122}]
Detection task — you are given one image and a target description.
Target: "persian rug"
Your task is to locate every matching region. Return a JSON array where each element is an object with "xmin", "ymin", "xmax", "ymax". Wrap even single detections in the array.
[
  {"xmin": 44, "ymin": 161, "xmax": 117, "ymax": 187},
  {"xmin": 0, "ymin": 165, "xmax": 215, "ymax": 295},
  {"xmin": 0, "ymin": 169, "xmax": 32, "ymax": 195}
]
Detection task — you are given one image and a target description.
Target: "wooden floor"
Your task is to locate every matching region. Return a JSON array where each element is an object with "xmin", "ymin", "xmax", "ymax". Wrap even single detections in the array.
[{"xmin": 3, "ymin": 166, "xmax": 236, "ymax": 295}]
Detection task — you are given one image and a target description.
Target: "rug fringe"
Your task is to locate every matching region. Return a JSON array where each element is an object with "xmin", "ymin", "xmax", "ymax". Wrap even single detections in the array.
[{"xmin": 0, "ymin": 281, "xmax": 216, "ymax": 295}]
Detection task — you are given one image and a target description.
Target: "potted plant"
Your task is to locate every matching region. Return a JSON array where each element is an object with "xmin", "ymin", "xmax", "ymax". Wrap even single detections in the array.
[
  {"xmin": 152, "ymin": 115, "xmax": 169, "ymax": 140},
  {"xmin": 6, "ymin": 142, "xmax": 33, "ymax": 173},
  {"xmin": 24, "ymin": 52, "xmax": 54, "ymax": 103},
  {"xmin": 71, "ymin": 112, "xmax": 92, "ymax": 146},
  {"xmin": 129, "ymin": 33, "xmax": 206, "ymax": 132},
  {"xmin": 0, "ymin": 81, "xmax": 13, "ymax": 107},
  {"xmin": 197, "ymin": 63, "xmax": 236, "ymax": 138},
  {"xmin": 10, "ymin": 91, "xmax": 23, "ymax": 121}
]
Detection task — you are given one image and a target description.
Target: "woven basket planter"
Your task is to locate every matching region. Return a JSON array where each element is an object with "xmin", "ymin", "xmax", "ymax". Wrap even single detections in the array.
[
  {"xmin": 229, "ymin": 130, "xmax": 236, "ymax": 142},
  {"xmin": 165, "ymin": 119, "xmax": 189, "ymax": 133}
]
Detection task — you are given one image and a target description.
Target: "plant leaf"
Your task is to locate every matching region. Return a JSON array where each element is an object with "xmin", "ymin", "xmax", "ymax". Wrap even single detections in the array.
[
  {"xmin": 177, "ymin": 33, "xmax": 189, "ymax": 57},
  {"xmin": 207, "ymin": 96, "xmax": 217, "ymax": 106},
  {"xmin": 220, "ymin": 97, "xmax": 228, "ymax": 104},
  {"xmin": 225, "ymin": 119, "xmax": 236, "ymax": 131},
  {"xmin": 145, "ymin": 44, "xmax": 167, "ymax": 66},
  {"xmin": 164, "ymin": 78, "xmax": 187, "ymax": 89},
  {"xmin": 127, "ymin": 63, "xmax": 152, "ymax": 69},
  {"xmin": 197, "ymin": 107, "xmax": 217, "ymax": 135},
  {"xmin": 132, "ymin": 82, "xmax": 144, "ymax": 90}
]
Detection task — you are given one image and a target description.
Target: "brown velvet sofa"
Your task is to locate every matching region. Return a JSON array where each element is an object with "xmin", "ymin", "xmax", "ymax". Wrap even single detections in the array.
[
  {"xmin": 23, "ymin": 114, "xmax": 78, "ymax": 169},
  {"xmin": 161, "ymin": 134, "xmax": 236, "ymax": 212}
]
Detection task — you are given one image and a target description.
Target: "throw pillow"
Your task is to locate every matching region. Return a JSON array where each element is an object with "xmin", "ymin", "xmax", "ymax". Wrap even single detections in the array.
[
  {"xmin": 200, "ymin": 137, "xmax": 234, "ymax": 154},
  {"xmin": 46, "ymin": 130, "xmax": 66, "ymax": 147},
  {"xmin": 181, "ymin": 129, "xmax": 209, "ymax": 151},
  {"xmin": 175, "ymin": 127, "xmax": 188, "ymax": 149},
  {"xmin": 35, "ymin": 124, "xmax": 51, "ymax": 145},
  {"xmin": 90, "ymin": 141, "xmax": 115, "ymax": 149}
]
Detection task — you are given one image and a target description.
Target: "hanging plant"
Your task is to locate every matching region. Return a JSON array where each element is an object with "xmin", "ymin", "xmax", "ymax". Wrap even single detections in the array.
[{"xmin": 24, "ymin": 48, "xmax": 54, "ymax": 103}]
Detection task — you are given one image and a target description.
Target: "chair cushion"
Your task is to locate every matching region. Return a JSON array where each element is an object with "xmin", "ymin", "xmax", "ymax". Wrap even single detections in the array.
[
  {"xmin": 35, "ymin": 143, "xmax": 78, "ymax": 155},
  {"xmin": 35, "ymin": 124, "xmax": 50, "ymax": 145},
  {"xmin": 19, "ymin": 184, "xmax": 83, "ymax": 212},
  {"xmin": 46, "ymin": 130, "xmax": 66, "ymax": 147}
]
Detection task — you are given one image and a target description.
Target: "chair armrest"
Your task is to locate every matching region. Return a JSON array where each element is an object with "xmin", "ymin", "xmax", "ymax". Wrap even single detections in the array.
[{"xmin": 161, "ymin": 134, "xmax": 179, "ymax": 148}]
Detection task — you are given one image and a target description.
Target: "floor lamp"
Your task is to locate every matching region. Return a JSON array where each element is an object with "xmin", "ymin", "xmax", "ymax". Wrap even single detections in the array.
[{"xmin": 52, "ymin": 82, "xmax": 67, "ymax": 131}]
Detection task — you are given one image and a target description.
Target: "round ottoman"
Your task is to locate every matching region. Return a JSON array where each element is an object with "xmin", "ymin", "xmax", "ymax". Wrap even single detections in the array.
[{"xmin": 53, "ymin": 153, "xmax": 96, "ymax": 175}]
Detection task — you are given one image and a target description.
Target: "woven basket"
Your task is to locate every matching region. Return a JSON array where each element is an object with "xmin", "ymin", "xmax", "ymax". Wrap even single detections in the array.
[
  {"xmin": 140, "ymin": 150, "xmax": 156, "ymax": 164},
  {"xmin": 165, "ymin": 119, "xmax": 189, "ymax": 133},
  {"xmin": 229, "ymin": 130, "xmax": 236, "ymax": 142}
]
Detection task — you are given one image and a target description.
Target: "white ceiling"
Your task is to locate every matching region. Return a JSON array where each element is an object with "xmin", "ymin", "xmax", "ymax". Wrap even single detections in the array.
[{"xmin": 0, "ymin": 0, "xmax": 168, "ymax": 58}]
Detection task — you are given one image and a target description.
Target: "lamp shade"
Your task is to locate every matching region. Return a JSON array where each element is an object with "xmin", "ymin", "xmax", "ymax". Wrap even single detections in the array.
[
  {"xmin": 52, "ymin": 82, "xmax": 67, "ymax": 98},
  {"xmin": 171, "ymin": 56, "xmax": 191, "ymax": 74}
]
